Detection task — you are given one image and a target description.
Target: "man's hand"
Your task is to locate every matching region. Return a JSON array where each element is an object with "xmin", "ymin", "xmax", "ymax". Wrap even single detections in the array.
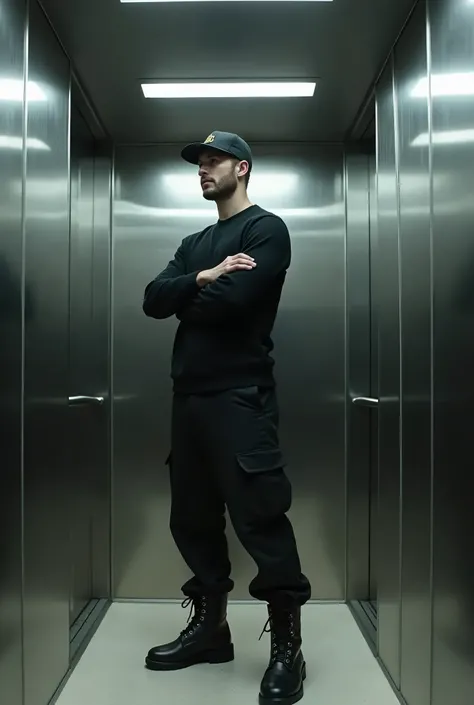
[{"xmin": 196, "ymin": 253, "xmax": 256, "ymax": 288}]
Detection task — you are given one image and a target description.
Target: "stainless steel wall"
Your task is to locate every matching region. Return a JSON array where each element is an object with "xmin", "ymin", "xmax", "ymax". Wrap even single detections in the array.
[
  {"xmin": 0, "ymin": 3, "xmax": 113, "ymax": 705},
  {"xmin": 376, "ymin": 57, "xmax": 403, "ymax": 689},
  {"xmin": 429, "ymin": 1, "xmax": 474, "ymax": 704},
  {"xmin": 22, "ymin": 2, "xmax": 72, "ymax": 703},
  {"xmin": 395, "ymin": 4, "xmax": 432, "ymax": 704},
  {"xmin": 68, "ymin": 99, "xmax": 112, "ymax": 625},
  {"xmin": 372, "ymin": 0, "xmax": 474, "ymax": 703},
  {"xmin": 345, "ymin": 149, "xmax": 372, "ymax": 601},
  {"xmin": 0, "ymin": 3, "xmax": 26, "ymax": 705},
  {"xmin": 112, "ymin": 143, "xmax": 347, "ymax": 600}
]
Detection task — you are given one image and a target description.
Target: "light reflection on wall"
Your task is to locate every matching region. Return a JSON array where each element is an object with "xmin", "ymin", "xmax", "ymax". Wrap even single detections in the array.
[
  {"xmin": 114, "ymin": 199, "xmax": 343, "ymax": 222},
  {"xmin": 412, "ymin": 129, "xmax": 474, "ymax": 147},
  {"xmin": 161, "ymin": 171, "xmax": 300, "ymax": 203},
  {"xmin": 0, "ymin": 78, "xmax": 46, "ymax": 102},
  {"xmin": 0, "ymin": 135, "xmax": 50, "ymax": 150},
  {"xmin": 411, "ymin": 71, "xmax": 474, "ymax": 98}
]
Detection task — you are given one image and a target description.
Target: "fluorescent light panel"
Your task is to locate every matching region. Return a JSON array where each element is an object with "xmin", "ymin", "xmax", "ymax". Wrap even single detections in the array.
[
  {"xmin": 124, "ymin": 0, "xmax": 332, "ymax": 3},
  {"xmin": 142, "ymin": 82, "xmax": 315, "ymax": 98}
]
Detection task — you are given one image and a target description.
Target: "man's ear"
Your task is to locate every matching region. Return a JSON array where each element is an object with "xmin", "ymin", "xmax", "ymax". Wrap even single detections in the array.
[{"xmin": 238, "ymin": 160, "xmax": 250, "ymax": 177}]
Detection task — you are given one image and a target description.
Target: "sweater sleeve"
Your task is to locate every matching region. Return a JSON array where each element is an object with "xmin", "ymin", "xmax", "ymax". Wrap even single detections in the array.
[
  {"xmin": 177, "ymin": 216, "xmax": 291, "ymax": 325},
  {"xmin": 142, "ymin": 239, "xmax": 200, "ymax": 320}
]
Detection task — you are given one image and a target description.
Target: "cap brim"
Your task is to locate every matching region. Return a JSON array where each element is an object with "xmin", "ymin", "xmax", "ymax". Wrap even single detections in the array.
[
  {"xmin": 181, "ymin": 142, "xmax": 233, "ymax": 164},
  {"xmin": 180, "ymin": 142, "xmax": 205, "ymax": 164}
]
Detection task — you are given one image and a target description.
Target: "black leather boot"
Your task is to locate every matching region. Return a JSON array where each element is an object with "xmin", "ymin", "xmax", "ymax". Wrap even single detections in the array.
[
  {"xmin": 145, "ymin": 594, "xmax": 234, "ymax": 671},
  {"xmin": 259, "ymin": 605, "xmax": 306, "ymax": 705}
]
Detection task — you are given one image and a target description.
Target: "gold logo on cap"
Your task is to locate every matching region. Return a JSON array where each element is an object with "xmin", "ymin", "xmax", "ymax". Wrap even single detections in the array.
[{"xmin": 204, "ymin": 133, "xmax": 215, "ymax": 144}]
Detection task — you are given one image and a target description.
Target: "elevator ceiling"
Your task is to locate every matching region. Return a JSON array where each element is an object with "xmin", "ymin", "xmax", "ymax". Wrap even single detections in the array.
[{"xmin": 40, "ymin": 0, "xmax": 416, "ymax": 143}]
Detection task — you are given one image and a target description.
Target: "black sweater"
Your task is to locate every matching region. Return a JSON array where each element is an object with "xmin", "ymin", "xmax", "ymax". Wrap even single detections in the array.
[{"xmin": 142, "ymin": 204, "xmax": 291, "ymax": 394}]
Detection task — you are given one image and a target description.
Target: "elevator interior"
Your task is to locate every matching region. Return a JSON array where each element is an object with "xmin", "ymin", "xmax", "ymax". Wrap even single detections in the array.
[{"xmin": 2, "ymin": 1, "xmax": 474, "ymax": 705}]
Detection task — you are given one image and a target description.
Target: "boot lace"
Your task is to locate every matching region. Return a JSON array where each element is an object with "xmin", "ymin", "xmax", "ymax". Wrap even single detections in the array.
[
  {"xmin": 259, "ymin": 608, "xmax": 297, "ymax": 666},
  {"xmin": 179, "ymin": 596, "xmax": 208, "ymax": 640}
]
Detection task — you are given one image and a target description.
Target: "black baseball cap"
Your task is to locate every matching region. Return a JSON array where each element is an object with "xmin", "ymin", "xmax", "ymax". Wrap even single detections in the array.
[{"xmin": 181, "ymin": 130, "xmax": 253, "ymax": 167}]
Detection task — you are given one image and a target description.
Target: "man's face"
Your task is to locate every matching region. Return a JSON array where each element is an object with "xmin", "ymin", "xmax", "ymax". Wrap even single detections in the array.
[{"xmin": 197, "ymin": 149, "xmax": 243, "ymax": 201}]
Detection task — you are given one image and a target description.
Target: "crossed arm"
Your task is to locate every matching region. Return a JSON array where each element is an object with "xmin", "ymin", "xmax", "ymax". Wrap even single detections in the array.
[{"xmin": 142, "ymin": 218, "xmax": 291, "ymax": 324}]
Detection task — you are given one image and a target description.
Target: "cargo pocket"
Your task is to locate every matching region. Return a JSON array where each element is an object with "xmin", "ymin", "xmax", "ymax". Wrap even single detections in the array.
[{"xmin": 236, "ymin": 448, "xmax": 292, "ymax": 522}]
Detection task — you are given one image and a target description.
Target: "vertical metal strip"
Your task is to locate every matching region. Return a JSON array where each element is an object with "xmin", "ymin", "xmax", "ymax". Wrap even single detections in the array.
[
  {"xmin": 109, "ymin": 143, "xmax": 116, "ymax": 599},
  {"xmin": 20, "ymin": 2, "xmax": 30, "ymax": 703},
  {"xmin": 374, "ymin": 87, "xmax": 381, "ymax": 658},
  {"xmin": 426, "ymin": 1, "xmax": 435, "ymax": 703},
  {"xmin": 66, "ymin": 62, "xmax": 73, "ymax": 624},
  {"xmin": 342, "ymin": 147, "xmax": 349, "ymax": 602},
  {"xmin": 391, "ymin": 49, "xmax": 404, "ymax": 689}
]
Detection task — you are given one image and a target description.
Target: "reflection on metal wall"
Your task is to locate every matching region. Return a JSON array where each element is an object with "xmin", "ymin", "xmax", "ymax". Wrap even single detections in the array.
[
  {"xmin": 429, "ymin": 1, "xmax": 474, "ymax": 704},
  {"xmin": 374, "ymin": 0, "xmax": 474, "ymax": 704},
  {"xmin": 395, "ymin": 4, "xmax": 432, "ymax": 705},
  {"xmin": 112, "ymin": 144, "xmax": 347, "ymax": 600},
  {"xmin": 0, "ymin": 2, "xmax": 26, "ymax": 705},
  {"xmin": 375, "ymin": 58, "xmax": 402, "ymax": 689},
  {"xmin": 345, "ymin": 150, "xmax": 372, "ymax": 601},
  {"xmin": 0, "ymin": 4, "xmax": 113, "ymax": 703},
  {"xmin": 22, "ymin": 2, "xmax": 71, "ymax": 705},
  {"xmin": 68, "ymin": 99, "xmax": 112, "ymax": 626}
]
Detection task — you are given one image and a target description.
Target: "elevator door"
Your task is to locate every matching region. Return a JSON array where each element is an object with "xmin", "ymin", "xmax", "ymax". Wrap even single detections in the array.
[
  {"xmin": 368, "ymin": 152, "xmax": 379, "ymax": 613},
  {"xmin": 346, "ymin": 142, "xmax": 379, "ymax": 633},
  {"xmin": 68, "ymin": 103, "xmax": 101, "ymax": 626}
]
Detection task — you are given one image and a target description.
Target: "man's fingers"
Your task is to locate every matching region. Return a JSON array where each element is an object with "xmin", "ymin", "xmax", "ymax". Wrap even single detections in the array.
[
  {"xmin": 226, "ymin": 262, "xmax": 255, "ymax": 272},
  {"xmin": 230, "ymin": 253, "xmax": 255, "ymax": 262}
]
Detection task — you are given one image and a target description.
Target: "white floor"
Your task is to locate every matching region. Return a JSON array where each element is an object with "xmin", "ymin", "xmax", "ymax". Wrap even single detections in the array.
[{"xmin": 56, "ymin": 603, "xmax": 399, "ymax": 705}]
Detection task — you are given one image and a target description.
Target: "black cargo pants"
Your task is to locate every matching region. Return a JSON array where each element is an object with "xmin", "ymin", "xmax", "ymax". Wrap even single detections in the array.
[{"xmin": 167, "ymin": 385, "xmax": 311, "ymax": 607}]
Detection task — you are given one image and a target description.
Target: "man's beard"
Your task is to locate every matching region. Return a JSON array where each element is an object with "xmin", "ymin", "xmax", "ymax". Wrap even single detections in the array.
[{"xmin": 202, "ymin": 173, "xmax": 238, "ymax": 201}]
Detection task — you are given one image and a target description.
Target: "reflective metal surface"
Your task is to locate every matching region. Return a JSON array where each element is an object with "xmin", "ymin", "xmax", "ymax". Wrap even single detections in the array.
[
  {"xmin": 429, "ymin": 0, "xmax": 474, "ymax": 703},
  {"xmin": 0, "ymin": 1, "xmax": 26, "ymax": 704},
  {"xmin": 345, "ymin": 151, "xmax": 372, "ymax": 601},
  {"xmin": 368, "ymin": 152, "xmax": 378, "ymax": 608},
  {"xmin": 22, "ymin": 2, "xmax": 71, "ymax": 704},
  {"xmin": 395, "ymin": 4, "xmax": 432, "ymax": 705},
  {"xmin": 67, "ymin": 98, "xmax": 111, "ymax": 627},
  {"xmin": 375, "ymin": 59, "xmax": 402, "ymax": 688},
  {"xmin": 112, "ymin": 144, "xmax": 346, "ymax": 599}
]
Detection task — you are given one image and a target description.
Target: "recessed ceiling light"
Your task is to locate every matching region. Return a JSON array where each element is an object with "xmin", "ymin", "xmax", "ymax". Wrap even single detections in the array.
[
  {"xmin": 123, "ymin": 0, "xmax": 332, "ymax": 3},
  {"xmin": 142, "ymin": 82, "xmax": 316, "ymax": 98}
]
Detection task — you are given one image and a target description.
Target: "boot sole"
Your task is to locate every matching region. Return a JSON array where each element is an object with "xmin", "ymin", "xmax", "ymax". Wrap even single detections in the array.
[
  {"xmin": 145, "ymin": 643, "xmax": 235, "ymax": 671},
  {"xmin": 258, "ymin": 662, "xmax": 307, "ymax": 705}
]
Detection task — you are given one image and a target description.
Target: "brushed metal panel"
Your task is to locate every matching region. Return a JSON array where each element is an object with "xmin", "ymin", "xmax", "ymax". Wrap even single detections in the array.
[
  {"xmin": 368, "ymin": 152, "xmax": 379, "ymax": 607},
  {"xmin": 345, "ymin": 151, "xmax": 371, "ymax": 601},
  {"xmin": 395, "ymin": 4, "xmax": 433, "ymax": 704},
  {"xmin": 375, "ymin": 60, "xmax": 402, "ymax": 686},
  {"xmin": 112, "ymin": 143, "xmax": 346, "ymax": 600},
  {"xmin": 22, "ymin": 1, "xmax": 71, "ymax": 704},
  {"xmin": 68, "ymin": 100, "xmax": 112, "ymax": 623},
  {"xmin": 90, "ymin": 141, "xmax": 113, "ymax": 601},
  {"xmin": 69, "ymin": 101, "xmax": 96, "ymax": 625},
  {"xmin": 0, "ymin": 2, "xmax": 26, "ymax": 704},
  {"xmin": 429, "ymin": 1, "xmax": 474, "ymax": 703}
]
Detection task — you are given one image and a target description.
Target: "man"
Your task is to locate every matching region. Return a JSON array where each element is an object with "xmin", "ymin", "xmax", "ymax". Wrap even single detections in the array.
[{"xmin": 142, "ymin": 131, "xmax": 311, "ymax": 705}]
